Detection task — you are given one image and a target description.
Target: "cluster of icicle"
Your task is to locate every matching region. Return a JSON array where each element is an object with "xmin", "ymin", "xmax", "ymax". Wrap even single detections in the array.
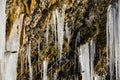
[
  {"xmin": 106, "ymin": 0, "xmax": 120, "ymax": 80},
  {"xmin": 1, "ymin": 0, "xmax": 120, "ymax": 80},
  {"xmin": 44, "ymin": 3, "xmax": 102, "ymax": 80},
  {"xmin": 42, "ymin": 4, "xmax": 67, "ymax": 80}
]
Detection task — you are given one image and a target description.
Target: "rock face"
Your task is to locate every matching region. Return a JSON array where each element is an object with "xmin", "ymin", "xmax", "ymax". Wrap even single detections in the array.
[{"xmin": 5, "ymin": 0, "xmax": 111, "ymax": 80}]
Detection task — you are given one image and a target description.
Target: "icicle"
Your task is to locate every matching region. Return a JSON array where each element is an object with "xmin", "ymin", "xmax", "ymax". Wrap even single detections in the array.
[
  {"xmin": 27, "ymin": 42, "xmax": 32, "ymax": 80},
  {"xmin": 65, "ymin": 23, "xmax": 71, "ymax": 45},
  {"xmin": 118, "ymin": 0, "xmax": 120, "ymax": 79},
  {"xmin": 43, "ymin": 59, "xmax": 48, "ymax": 80},
  {"xmin": 108, "ymin": 5, "xmax": 115, "ymax": 80},
  {"xmin": 52, "ymin": 11, "xmax": 57, "ymax": 49},
  {"xmin": 45, "ymin": 25, "xmax": 49, "ymax": 47},
  {"xmin": 90, "ymin": 40, "xmax": 95, "ymax": 80},
  {"xmin": 106, "ymin": 4, "xmax": 118, "ymax": 80},
  {"xmin": 38, "ymin": 42, "xmax": 40, "ymax": 71},
  {"xmin": 79, "ymin": 43, "xmax": 91, "ymax": 80},
  {"xmin": 79, "ymin": 40, "xmax": 95, "ymax": 80},
  {"xmin": 0, "ymin": 0, "xmax": 6, "ymax": 59},
  {"xmin": 56, "ymin": 4, "xmax": 66, "ymax": 61}
]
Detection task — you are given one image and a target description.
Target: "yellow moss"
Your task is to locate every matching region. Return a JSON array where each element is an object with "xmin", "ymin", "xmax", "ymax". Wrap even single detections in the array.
[
  {"xmin": 94, "ymin": 23, "xmax": 99, "ymax": 38},
  {"xmin": 102, "ymin": 47, "xmax": 106, "ymax": 55},
  {"xmin": 13, "ymin": 0, "xmax": 17, "ymax": 7},
  {"xmin": 20, "ymin": 25, "xmax": 25, "ymax": 49},
  {"xmin": 20, "ymin": 4, "xmax": 25, "ymax": 14},
  {"xmin": 30, "ymin": 0, "xmax": 36, "ymax": 11},
  {"xmin": 51, "ymin": 0, "xmax": 56, "ymax": 5},
  {"xmin": 41, "ymin": 13, "xmax": 51, "ymax": 31},
  {"xmin": 94, "ymin": 62, "xmax": 105, "ymax": 75},
  {"xmin": 94, "ymin": 55, "xmax": 107, "ymax": 75},
  {"xmin": 7, "ymin": 14, "xmax": 18, "ymax": 40},
  {"xmin": 24, "ymin": 1, "xmax": 30, "ymax": 15},
  {"xmin": 63, "ymin": 0, "xmax": 73, "ymax": 10},
  {"xmin": 14, "ymin": 13, "xmax": 18, "ymax": 20},
  {"xmin": 22, "ymin": 0, "xmax": 36, "ymax": 15}
]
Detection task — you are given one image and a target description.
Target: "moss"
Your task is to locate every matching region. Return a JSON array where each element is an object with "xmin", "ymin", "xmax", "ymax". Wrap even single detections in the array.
[
  {"xmin": 6, "ymin": 14, "xmax": 17, "ymax": 40},
  {"xmin": 30, "ymin": 0, "xmax": 36, "ymax": 11}
]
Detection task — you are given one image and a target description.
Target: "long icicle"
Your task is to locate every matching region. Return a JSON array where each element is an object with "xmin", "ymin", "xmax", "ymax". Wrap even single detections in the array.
[
  {"xmin": 118, "ymin": 0, "xmax": 120, "ymax": 79},
  {"xmin": 56, "ymin": 5, "xmax": 66, "ymax": 61},
  {"xmin": 90, "ymin": 40, "xmax": 95, "ymax": 80},
  {"xmin": 106, "ymin": 4, "xmax": 118, "ymax": 80},
  {"xmin": 52, "ymin": 11, "xmax": 57, "ymax": 50},
  {"xmin": 27, "ymin": 42, "xmax": 33, "ymax": 80}
]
